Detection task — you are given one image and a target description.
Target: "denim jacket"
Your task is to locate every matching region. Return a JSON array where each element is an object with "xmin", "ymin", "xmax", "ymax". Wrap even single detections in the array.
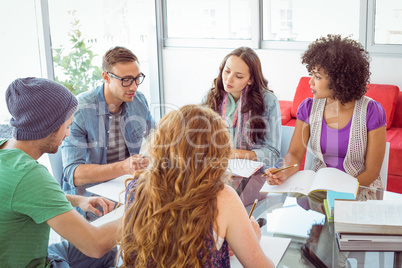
[
  {"xmin": 202, "ymin": 90, "xmax": 281, "ymax": 166},
  {"xmin": 61, "ymin": 83, "xmax": 155, "ymax": 194},
  {"xmin": 247, "ymin": 90, "xmax": 281, "ymax": 166}
]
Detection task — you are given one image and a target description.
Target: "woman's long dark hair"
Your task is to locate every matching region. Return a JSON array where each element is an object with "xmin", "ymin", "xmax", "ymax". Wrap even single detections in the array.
[{"xmin": 204, "ymin": 47, "xmax": 272, "ymax": 143}]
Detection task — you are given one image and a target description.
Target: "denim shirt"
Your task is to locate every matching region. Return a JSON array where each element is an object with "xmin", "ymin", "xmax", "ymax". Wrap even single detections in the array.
[{"xmin": 61, "ymin": 83, "xmax": 155, "ymax": 194}]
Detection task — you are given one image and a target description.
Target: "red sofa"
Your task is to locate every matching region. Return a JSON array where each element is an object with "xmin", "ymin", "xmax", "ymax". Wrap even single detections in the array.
[{"xmin": 279, "ymin": 77, "xmax": 402, "ymax": 194}]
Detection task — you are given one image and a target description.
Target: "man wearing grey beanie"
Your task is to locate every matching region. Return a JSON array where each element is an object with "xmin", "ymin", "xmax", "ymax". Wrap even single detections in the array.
[
  {"xmin": 61, "ymin": 46, "xmax": 155, "ymax": 199},
  {"xmin": 0, "ymin": 77, "xmax": 119, "ymax": 267}
]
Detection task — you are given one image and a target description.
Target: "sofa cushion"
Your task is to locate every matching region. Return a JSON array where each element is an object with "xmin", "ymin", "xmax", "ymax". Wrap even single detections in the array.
[
  {"xmin": 291, "ymin": 77, "xmax": 313, "ymax": 118},
  {"xmin": 284, "ymin": 118, "xmax": 297, "ymax": 127},
  {"xmin": 391, "ymin": 93, "xmax": 402, "ymax": 128},
  {"xmin": 365, "ymin": 84, "xmax": 399, "ymax": 130},
  {"xmin": 386, "ymin": 128, "xmax": 402, "ymax": 177},
  {"xmin": 387, "ymin": 174, "xmax": 402, "ymax": 194}
]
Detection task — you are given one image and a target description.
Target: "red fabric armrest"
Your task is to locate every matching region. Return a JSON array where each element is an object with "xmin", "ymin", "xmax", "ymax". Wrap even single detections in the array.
[
  {"xmin": 391, "ymin": 93, "xmax": 402, "ymax": 128},
  {"xmin": 366, "ymin": 84, "xmax": 399, "ymax": 130},
  {"xmin": 291, "ymin": 77, "xmax": 313, "ymax": 118},
  {"xmin": 279, "ymin": 100, "xmax": 292, "ymax": 125}
]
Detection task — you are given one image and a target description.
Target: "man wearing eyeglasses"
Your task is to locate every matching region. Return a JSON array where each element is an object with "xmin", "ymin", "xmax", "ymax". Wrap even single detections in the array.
[{"xmin": 61, "ymin": 46, "xmax": 155, "ymax": 212}]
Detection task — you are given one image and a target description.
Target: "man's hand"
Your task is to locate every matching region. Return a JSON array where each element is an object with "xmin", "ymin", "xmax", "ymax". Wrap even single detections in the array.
[
  {"xmin": 78, "ymin": 196, "xmax": 116, "ymax": 217},
  {"xmin": 122, "ymin": 154, "xmax": 150, "ymax": 175}
]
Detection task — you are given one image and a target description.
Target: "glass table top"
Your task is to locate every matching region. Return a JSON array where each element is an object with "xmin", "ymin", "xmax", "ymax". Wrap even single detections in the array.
[{"xmin": 245, "ymin": 186, "xmax": 402, "ymax": 268}]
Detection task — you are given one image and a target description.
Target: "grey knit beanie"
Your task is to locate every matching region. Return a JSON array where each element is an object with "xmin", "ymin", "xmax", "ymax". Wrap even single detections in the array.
[{"xmin": 6, "ymin": 77, "xmax": 78, "ymax": 140}]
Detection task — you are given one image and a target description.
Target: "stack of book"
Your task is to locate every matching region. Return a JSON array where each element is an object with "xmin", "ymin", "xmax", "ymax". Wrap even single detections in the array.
[
  {"xmin": 323, "ymin": 190, "xmax": 356, "ymax": 222},
  {"xmin": 334, "ymin": 200, "xmax": 402, "ymax": 251}
]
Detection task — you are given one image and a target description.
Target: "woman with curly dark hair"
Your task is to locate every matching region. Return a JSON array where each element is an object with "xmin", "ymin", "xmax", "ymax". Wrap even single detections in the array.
[
  {"xmin": 203, "ymin": 47, "xmax": 281, "ymax": 167},
  {"xmin": 265, "ymin": 35, "xmax": 386, "ymax": 199}
]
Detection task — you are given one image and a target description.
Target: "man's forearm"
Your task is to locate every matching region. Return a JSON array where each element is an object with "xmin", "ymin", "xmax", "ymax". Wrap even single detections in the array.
[{"xmin": 73, "ymin": 162, "xmax": 127, "ymax": 186}]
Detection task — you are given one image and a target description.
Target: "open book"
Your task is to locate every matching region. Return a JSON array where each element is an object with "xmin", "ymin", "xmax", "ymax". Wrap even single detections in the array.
[{"xmin": 259, "ymin": 167, "xmax": 359, "ymax": 197}]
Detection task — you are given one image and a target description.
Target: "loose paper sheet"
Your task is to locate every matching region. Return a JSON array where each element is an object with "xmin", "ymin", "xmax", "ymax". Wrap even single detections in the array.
[
  {"xmin": 87, "ymin": 174, "xmax": 132, "ymax": 203},
  {"xmin": 227, "ymin": 159, "xmax": 264, "ymax": 178},
  {"xmin": 230, "ymin": 236, "xmax": 291, "ymax": 267}
]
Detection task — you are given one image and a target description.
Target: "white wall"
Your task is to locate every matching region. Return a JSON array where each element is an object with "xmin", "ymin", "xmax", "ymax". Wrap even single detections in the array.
[{"xmin": 162, "ymin": 47, "xmax": 402, "ymax": 111}]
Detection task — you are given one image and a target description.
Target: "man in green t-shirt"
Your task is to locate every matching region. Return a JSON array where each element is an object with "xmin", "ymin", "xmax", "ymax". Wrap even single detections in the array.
[{"xmin": 0, "ymin": 78, "xmax": 120, "ymax": 267}]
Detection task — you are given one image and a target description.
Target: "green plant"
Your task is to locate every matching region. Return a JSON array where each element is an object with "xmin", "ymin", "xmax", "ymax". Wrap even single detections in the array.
[{"xmin": 52, "ymin": 10, "xmax": 102, "ymax": 95}]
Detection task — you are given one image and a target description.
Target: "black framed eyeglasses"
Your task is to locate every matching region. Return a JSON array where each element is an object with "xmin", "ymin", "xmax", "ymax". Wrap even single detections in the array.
[{"xmin": 107, "ymin": 72, "xmax": 145, "ymax": 87}]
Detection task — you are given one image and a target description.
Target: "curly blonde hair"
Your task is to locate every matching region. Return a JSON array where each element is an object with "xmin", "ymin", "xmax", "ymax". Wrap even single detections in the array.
[{"xmin": 118, "ymin": 105, "xmax": 232, "ymax": 267}]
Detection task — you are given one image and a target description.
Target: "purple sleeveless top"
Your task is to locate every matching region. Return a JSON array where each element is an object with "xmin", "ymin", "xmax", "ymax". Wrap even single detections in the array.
[
  {"xmin": 297, "ymin": 98, "xmax": 386, "ymax": 171},
  {"xmin": 125, "ymin": 179, "xmax": 230, "ymax": 267}
]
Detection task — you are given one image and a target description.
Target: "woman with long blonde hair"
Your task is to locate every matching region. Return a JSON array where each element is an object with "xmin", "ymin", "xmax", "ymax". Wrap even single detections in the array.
[{"xmin": 118, "ymin": 105, "xmax": 274, "ymax": 267}]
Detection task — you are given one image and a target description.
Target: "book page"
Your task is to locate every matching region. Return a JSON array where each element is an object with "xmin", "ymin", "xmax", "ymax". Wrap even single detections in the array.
[
  {"xmin": 259, "ymin": 170, "xmax": 316, "ymax": 195},
  {"xmin": 335, "ymin": 200, "xmax": 402, "ymax": 226},
  {"xmin": 334, "ymin": 200, "xmax": 402, "ymax": 234},
  {"xmin": 230, "ymin": 236, "xmax": 291, "ymax": 267},
  {"xmin": 227, "ymin": 159, "xmax": 264, "ymax": 178},
  {"xmin": 308, "ymin": 168, "xmax": 358, "ymax": 195}
]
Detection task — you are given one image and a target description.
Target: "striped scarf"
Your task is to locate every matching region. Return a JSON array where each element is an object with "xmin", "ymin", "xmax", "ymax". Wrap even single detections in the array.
[{"xmin": 220, "ymin": 86, "xmax": 252, "ymax": 150}]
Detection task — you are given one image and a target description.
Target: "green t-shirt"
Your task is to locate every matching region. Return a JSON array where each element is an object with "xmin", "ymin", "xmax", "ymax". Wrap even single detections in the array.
[{"xmin": 0, "ymin": 139, "xmax": 73, "ymax": 267}]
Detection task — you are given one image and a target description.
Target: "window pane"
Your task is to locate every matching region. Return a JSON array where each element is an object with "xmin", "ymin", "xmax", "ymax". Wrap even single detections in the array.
[
  {"xmin": 375, "ymin": 0, "xmax": 402, "ymax": 45},
  {"xmin": 263, "ymin": 0, "xmax": 360, "ymax": 42},
  {"xmin": 166, "ymin": 0, "xmax": 252, "ymax": 39},
  {"xmin": 0, "ymin": 1, "xmax": 41, "ymax": 124},
  {"xmin": 48, "ymin": 0, "xmax": 156, "ymax": 103}
]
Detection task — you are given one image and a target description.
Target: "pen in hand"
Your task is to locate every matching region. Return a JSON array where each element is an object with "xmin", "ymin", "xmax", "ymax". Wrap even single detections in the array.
[
  {"xmin": 262, "ymin": 163, "xmax": 298, "ymax": 176},
  {"xmin": 248, "ymin": 199, "xmax": 258, "ymax": 218}
]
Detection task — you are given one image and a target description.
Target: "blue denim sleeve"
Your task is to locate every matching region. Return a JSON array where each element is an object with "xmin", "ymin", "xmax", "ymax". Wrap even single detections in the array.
[
  {"xmin": 145, "ymin": 100, "xmax": 156, "ymax": 135},
  {"xmin": 61, "ymin": 111, "xmax": 92, "ymax": 191},
  {"xmin": 251, "ymin": 91, "xmax": 282, "ymax": 167}
]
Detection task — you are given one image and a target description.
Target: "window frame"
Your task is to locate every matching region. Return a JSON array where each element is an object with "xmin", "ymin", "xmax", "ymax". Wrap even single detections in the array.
[
  {"xmin": 366, "ymin": 0, "xmax": 402, "ymax": 55},
  {"xmin": 160, "ymin": 0, "xmax": 260, "ymax": 49},
  {"xmin": 160, "ymin": 0, "xmax": 402, "ymax": 55}
]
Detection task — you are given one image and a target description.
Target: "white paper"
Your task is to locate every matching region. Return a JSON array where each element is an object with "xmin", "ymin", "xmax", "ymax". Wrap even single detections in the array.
[
  {"xmin": 230, "ymin": 236, "xmax": 291, "ymax": 267},
  {"xmin": 265, "ymin": 204, "xmax": 325, "ymax": 238},
  {"xmin": 227, "ymin": 159, "xmax": 264, "ymax": 178},
  {"xmin": 86, "ymin": 174, "xmax": 132, "ymax": 203},
  {"xmin": 91, "ymin": 205, "xmax": 124, "ymax": 227}
]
